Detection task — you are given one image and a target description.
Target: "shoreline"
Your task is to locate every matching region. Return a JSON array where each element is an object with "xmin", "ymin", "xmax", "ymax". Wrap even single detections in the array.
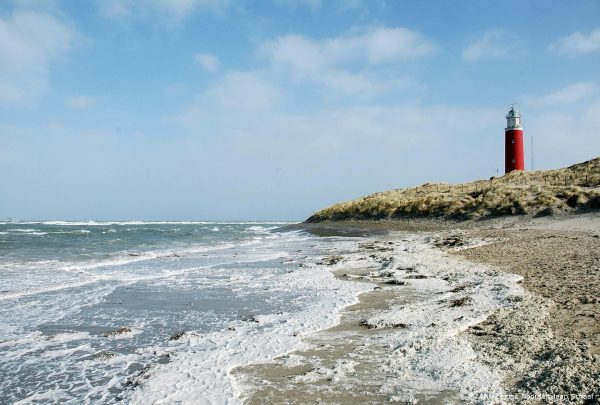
[{"xmin": 238, "ymin": 212, "xmax": 600, "ymax": 403}]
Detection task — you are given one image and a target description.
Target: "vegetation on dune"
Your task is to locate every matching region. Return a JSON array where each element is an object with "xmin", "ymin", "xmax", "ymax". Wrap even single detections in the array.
[{"xmin": 307, "ymin": 157, "xmax": 600, "ymax": 222}]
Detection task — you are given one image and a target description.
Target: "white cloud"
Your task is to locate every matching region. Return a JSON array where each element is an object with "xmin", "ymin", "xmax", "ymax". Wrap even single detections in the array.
[
  {"xmin": 170, "ymin": 24, "xmax": 600, "ymax": 216},
  {"xmin": 275, "ymin": 0, "xmax": 376, "ymax": 13},
  {"xmin": 179, "ymin": 65, "xmax": 497, "ymax": 164},
  {"xmin": 9, "ymin": 0, "xmax": 59, "ymax": 11},
  {"xmin": 261, "ymin": 27, "xmax": 435, "ymax": 72},
  {"xmin": 527, "ymin": 100, "xmax": 600, "ymax": 169},
  {"xmin": 176, "ymin": 84, "xmax": 503, "ymax": 196},
  {"xmin": 548, "ymin": 28, "xmax": 600, "ymax": 56},
  {"xmin": 194, "ymin": 53, "xmax": 221, "ymax": 74},
  {"xmin": 182, "ymin": 71, "xmax": 283, "ymax": 117},
  {"xmin": 164, "ymin": 82, "xmax": 187, "ymax": 95},
  {"xmin": 363, "ymin": 27, "xmax": 435, "ymax": 62},
  {"xmin": 66, "ymin": 95, "xmax": 99, "ymax": 109},
  {"xmin": 257, "ymin": 27, "xmax": 435, "ymax": 96},
  {"xmin": 0, "ymin": 11, "xmax": 76, "ymax": 105},
  {"xmin": 462, "ymin": 29, "xmax": 517, "ymax": 61},
  {"xmin": 531, "ymin": 82, "xmax": 597, "ymax": 107},
  {"xmin": 97, "ymin": 0, "xmax": 229, "ymax": 22},
  {"xmin": 336, "ymin": 0, "xmax": 366, "ymax": 10},
  {"xmin": 172, "ymin": 73, "xmax": 600, "ymax": 216},
  {"xmin": 274, "ymin": 0, "xmax": 322, "ymax": 10},
  {"xmin": 516, "ymin": 83, "xmax": 600, "ymax": 169}
]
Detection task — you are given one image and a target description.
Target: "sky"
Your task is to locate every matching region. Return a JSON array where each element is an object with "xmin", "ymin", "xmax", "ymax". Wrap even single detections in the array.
[{"xmin": 1, "ymin": 0, "xmax": 600, "ymax": 221}]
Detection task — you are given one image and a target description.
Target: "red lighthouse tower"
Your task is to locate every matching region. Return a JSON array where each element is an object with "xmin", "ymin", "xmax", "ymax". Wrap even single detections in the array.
[{"xmin": 505, "ymin": 104, "xmax": 525, "ymax": 173}]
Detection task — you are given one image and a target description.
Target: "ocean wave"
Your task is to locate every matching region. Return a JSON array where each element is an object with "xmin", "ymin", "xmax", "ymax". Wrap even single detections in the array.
[
  {"xmin": 0, "ymin": 279, "xmax": 101, "ymax": 301},
  {"xmin": 0, "ymin": 226, "xmax": 336, "ymax": 404},
  {"xmin": 0, "ymin": 259, "xmax": 60, "ymax": 271},
  {"xmin": 129, "ymin": 250, "xmax": 370, "ymax": 405},
  {"xmin": 52, "ymin": 230, "xmax": 92, "ymax": 234},
  {"xmin": 1, "ymin": 221, "xmax": 298, "ymax": 226},
  {"xmin": 245, "ymin": 225, "xmax": 279, "ymax": 235},
  {"xmin": 0, "ymin": 263, "xmax": 212, "ymax": 301},
  {"xmin": 0, "ymin": 238, "xmax": 270, "ymax": 300},
  {"xmin": 1, "ymin": 229, "xmax": 93, "ymax": 237},
  {"xmin": 54, "ymin": 242, "xmax": 239, "ymax": 273}
]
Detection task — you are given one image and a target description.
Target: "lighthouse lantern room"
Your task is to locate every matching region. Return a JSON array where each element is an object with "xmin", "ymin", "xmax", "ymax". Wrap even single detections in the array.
[{"xmin": 504, "ymin": 104, "xmax": 525, "ymax": 173}]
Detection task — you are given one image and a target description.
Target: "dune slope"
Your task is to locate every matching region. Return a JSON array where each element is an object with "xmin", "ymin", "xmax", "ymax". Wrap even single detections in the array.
[{"xmin": 307, "ymin": 157, "xmax": 600, "ymax": 222}]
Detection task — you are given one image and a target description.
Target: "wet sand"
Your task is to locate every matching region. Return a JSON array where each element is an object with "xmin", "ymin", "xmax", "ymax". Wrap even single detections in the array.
[
  {"xmin": 237, "ymin": 213, "xmax": 599, "ymax": 404},
  {"xmin": 233, "ymin": 266, "xmax": 458, "ymax": 404}
]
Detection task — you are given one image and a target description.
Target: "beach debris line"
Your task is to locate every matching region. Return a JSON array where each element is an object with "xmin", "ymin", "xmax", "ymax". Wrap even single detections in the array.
[
  {"xmin": 358, "ymin": 241, "xmax": 394, "ymax": 252},
  {"xmin": 242, "ymin": 315, "xmax": 261, "ymax": 323},
  {"xmin": 384, "ymin": 279, "xmax": 408, "ymax": 285},
  {"xmin": 359, "ymin": 319, "xmax": 407, "ymax": 329},
  {"xmin": 318, "ymin": 255, "xmax": 343, "ymax": 266},
  {"xmin": 168, "ymin": 331, "xmax": 186, "ymax": 341},
  {"xmin": 102, "ymin": 327, "xmax": 132, "ymax": 337},
  {"xmin": 434, "ymin": 234, "xmax": 467, "ymax": 248},
  {"xmin": 448, "ymin": 296, "xmax": 473, "ymax": 308},
  {"xmin": 93, "ymin": 351, "xmax": 117, "ymax": 361},
  {"xmin": 124, "ymin": 364, "xmax": 154, "ymax": 388}
]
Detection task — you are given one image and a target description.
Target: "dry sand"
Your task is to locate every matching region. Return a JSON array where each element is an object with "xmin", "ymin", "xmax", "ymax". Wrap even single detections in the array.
[
  {"xmin": 451, "ymin": 213, "xmax": 600, "ymax": 403},
  {"xmin": 235, "ymin": 213, "xmax": 599, "ymax": 404}
]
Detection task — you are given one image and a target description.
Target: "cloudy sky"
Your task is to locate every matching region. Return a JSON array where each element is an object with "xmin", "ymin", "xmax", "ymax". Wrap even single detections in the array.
[{"xmin": 1, "ymin": 0, "xmax": 599, "ymax": 221}]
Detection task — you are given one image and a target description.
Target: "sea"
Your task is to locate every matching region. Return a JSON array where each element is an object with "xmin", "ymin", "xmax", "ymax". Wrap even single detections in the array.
[{"xmin": 0, "ymin": 221, "xmax": 369, "ymax": 404}]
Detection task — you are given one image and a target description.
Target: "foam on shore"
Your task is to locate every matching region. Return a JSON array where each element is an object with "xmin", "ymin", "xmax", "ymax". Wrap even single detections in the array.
[
  {"xmin": 364, "ymin": 234, "xmax": 523, "ymax": 400},
  {"xmin": 235, "ymin": 232, "xmax": 526, "ymax": 403},
  {"xmin": 129, "ymin": 253, "xmax": 371, "ymax": 404}
]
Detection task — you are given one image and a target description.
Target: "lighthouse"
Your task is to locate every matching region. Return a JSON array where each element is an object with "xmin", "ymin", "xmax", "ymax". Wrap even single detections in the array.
[{"xmin": 505, "ymin": 104, "xmax": 525, "ymax": 173}]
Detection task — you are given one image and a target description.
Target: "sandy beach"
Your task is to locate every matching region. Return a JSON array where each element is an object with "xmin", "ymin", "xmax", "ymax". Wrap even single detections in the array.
[
  {"xmin": 454, "ymin": 213, "xmax": 600, "ymax": 403},
  {"xmin": 234, "ymin": 213, "xmax": 600, "ymax": 404}
]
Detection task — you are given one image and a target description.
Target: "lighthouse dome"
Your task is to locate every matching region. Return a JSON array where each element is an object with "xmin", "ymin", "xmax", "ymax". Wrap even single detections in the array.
[{"xmin": 505, "ymin": 104, "xmax": 522, "ymax": 129}]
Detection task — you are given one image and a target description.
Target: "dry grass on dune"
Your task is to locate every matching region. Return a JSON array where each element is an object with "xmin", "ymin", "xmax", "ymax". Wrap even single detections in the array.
[{"xmin": 307, "ymin": 157, "xmax": 600, "ymax": 222}]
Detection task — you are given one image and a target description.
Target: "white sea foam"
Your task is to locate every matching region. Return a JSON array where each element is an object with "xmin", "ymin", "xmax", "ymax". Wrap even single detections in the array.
[
  {"xmin": 0, "ymin": 239, "xmax": 289, "ymax": 302},
  {"xmin": 213, "ymin": 233, "xmax": 524, "ymax": 403},
  {"xmin": 245, "ymin": 225, "xmax": 279, "ymax": 234},
  {"xmin": 0, "ymin": 280, "xmax": 99, "ymax": 301},
  {"xmin": 330, "ymin": 233, "xmax": 524, "ymax": 401},
  {"xmin": 129, "ymin": 253, "xmax": 372, "ymax": 404},
  {"xmin": 0, "ymin": 225, "xmax": 365, "ymax": 404},
  {"xmin": 104, "ymin": 328, "xmax": 142, "ymax": 340},
  {"xmin": 1, "ymin": 228, "xmax": 94, "ymax": 236},
  {"xmin": 40, "ymin": 343, "xmax": 93, "ymax": 359},
  {"xmin": 3, "ymin": 228, "xmax": 48, "ymax": 235},
  {"xmin": 293, "ymin": 358, "xmax": 358, "ymax": 384},
  {"xmin": 51, "ymin": 331, "xmax": 91, "ymax": 343},
  {"xmin": 2, "ymin": 221, "xmax": 296, "ymax": 226},
  {"xmin": 51, "ymin": 229, "xmax": 92, "ymax": 234}
]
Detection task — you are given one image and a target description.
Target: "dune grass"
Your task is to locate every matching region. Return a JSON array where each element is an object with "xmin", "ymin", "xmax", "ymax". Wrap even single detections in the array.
[{"xmin": 307, "ymin": 157, "xmax": 600, "ymax": 222}]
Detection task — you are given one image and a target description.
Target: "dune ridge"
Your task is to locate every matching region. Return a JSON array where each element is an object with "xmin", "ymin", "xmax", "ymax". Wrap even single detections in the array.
[{"xmin": 307, "ymin": 156, "xmax": 600, "ymax": 222}]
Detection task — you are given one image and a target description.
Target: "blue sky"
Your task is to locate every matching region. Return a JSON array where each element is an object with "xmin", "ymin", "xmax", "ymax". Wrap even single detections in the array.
[{"xmin": 1, "ymin": 0, "xmax": 599, "ymax": 221}]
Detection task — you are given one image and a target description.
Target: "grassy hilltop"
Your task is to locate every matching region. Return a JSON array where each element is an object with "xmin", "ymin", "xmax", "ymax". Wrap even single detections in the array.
[{"xmin": 307, "ymin": 156, "xmax": 600, "ymax": 222}]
